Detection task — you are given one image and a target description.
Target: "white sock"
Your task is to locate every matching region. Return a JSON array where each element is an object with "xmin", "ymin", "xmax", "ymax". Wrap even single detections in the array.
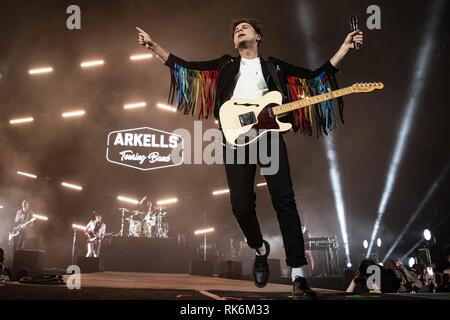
[
  {"xmin": 255, "ymin": 245, "xmax": 266, "ymax": 256},
  {"xmin": 291, "ymin": 266, "xmax": 306, "ymax": 282}
]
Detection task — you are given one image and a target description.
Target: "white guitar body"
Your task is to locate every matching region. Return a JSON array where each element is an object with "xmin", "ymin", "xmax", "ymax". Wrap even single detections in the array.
[
  {"xmin": 219, "ymin": 83, "xmax": 384, "ymax": 146},
  {"xmin": 219, "ymin": 91, "xmax": 292, "ymax": 147}
]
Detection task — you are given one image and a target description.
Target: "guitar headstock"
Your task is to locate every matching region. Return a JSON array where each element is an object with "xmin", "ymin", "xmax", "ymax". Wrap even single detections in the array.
[{"xmin": 351, "ymin": 82, "xmax": 384, "ymax": 93}]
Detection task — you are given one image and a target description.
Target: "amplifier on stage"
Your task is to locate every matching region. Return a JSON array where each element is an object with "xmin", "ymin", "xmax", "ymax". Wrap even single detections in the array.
[
  {"xmin": 219, "ymin": 260, "xmax": 242, "ymax": 279},
  {"xmin": 13, "ymin": 249, "xmax": 46, "ymax": 275},
  {"xmin": 77, "ymin": 257, "xmax": 102, "ymax": 273}
]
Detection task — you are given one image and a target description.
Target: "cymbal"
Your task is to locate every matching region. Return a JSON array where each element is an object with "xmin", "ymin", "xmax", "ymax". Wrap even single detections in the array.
[
  {"xmin": 131, "ymin": 210, "xmax": 145, "ymax": 214},
  {"xmin": 118, "ymin": 208, "xmax": 130, "ymax": 212}
]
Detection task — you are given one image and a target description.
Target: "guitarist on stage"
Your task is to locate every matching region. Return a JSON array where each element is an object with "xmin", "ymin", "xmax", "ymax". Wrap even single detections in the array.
[
  {"xmin": 85, "ymin": 212, "xmax": 106, "ymax": 258},
  {"xmin": 136, "ymin": 18, "xmax": 362, "ymax": 297},
  {"xmin": 10, "ymin": 200, "xmax": 34, "ymax": 250}
]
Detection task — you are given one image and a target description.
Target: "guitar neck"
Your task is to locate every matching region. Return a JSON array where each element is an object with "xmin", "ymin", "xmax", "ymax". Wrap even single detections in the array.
[{"xmin": 272, "ymin": 85, "xmax": 354, "ymax": 116}]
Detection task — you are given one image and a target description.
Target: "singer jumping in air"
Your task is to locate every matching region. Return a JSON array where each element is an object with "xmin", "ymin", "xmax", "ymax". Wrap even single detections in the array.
[{"xmin": 136, "ymin": 18, "xmax": 363, "ymax": 298}]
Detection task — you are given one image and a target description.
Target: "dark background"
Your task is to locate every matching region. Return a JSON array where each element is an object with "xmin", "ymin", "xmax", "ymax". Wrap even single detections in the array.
[{"xmin": 0, "ymin": 0, "xmax": 449, "ymax": 270}]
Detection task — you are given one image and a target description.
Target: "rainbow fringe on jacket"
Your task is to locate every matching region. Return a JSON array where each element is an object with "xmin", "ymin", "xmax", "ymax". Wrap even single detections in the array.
[
  {"xmin": 168, "ymin": 63, "xmax": 344, "ymax": 136},
  {"xmin": 287, "ymin": 71, "xmax": 344, "ymax": 137},
  {"xmin": 168, "ymin": 64, "xmax": 218, "ymax": 119}
]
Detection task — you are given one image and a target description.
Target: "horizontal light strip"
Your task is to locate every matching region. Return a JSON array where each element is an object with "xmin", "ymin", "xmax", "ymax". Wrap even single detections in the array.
[
  {"xmin": 256, "ymin": 182, "xmax": 267, "ymax": 187},
  {"xmin": 10, "ymin": 117, "xmax": 34, "ymax": 124},
  {"xmin": 212, "ymin": 189, "xmax": 229, "ymax": 196},
  {"xmin": 124, "ymin": 102, "xmax": 147, "ymax": 110},
  {"xmin": 32, "ymin": 214, "xmax": 48, "ymax": 221},
  {"xmin": 17, "ymin": 171, "xmax": 37, "ymax": 179},
  {"xmin": 72, "ymin": 224, "xmax": 86, "ymax": 231},
  {"xmin": 62, "ymin": 110, "xmax": 86, "ymax": 118},
  {"xmin": 194, "ymin": 227, "xmax": 215, "ymax": 235},
  {"xmin": 117, "ymin": 195, "xmax": 139, "ymax": 205},
  {"xmin": 29, "ymin": 67, "xmax": 53, "ymax": 75},
  {"xmin": 61, "ymin": 182, "xmax": 83, "ymax": 191},
  {"xmin": 80, "ymin": 60, "xmax": 104, "ymax": 68},
  {"xmin": 130, "ymin": 54, "xmax": 153, "ymax": 61},
  {"xmin": 156, "ymin": 198, "xmax": 178, "ymax": 206},
  {"xmin": 157, "ymin": 103, "xmax": 177, "ymax": 112}
]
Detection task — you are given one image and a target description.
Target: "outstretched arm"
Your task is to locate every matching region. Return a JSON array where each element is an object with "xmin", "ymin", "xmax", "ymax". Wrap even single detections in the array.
[
  {"xmin": 330, "ymin": 30, "xmax": 364, "ymax": 67},
  {"xmin": 136, "ymin": 26, "xmax": 169, "ymax": 63}
]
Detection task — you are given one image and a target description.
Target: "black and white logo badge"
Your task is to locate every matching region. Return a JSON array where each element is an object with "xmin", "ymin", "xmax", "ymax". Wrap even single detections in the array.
[{"xmin": 106, "ymin": 127, "xmax": 183, "ymax": 171}]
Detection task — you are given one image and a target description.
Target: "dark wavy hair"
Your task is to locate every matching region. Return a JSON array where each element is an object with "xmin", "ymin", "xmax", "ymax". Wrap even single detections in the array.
[{"xmin": 230, "ymin": 18, "xmax": 263, "ymax": 45}]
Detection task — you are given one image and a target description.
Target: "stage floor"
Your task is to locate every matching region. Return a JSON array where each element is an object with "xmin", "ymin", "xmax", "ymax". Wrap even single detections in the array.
[{"xmin": 0, "ymin": 272, "xmax": 449, "ymax": 300}]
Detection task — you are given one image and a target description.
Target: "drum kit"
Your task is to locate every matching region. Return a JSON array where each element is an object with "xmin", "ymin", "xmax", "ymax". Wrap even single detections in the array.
[{"xmin": 118, "ymin": 207, "xmax": 169, "ymax": 239}]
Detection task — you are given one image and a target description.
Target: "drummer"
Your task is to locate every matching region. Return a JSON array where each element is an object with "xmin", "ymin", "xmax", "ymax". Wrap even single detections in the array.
[{"xmin": 140, "ymin": 195, "xmax": 155, "ymax": 236}]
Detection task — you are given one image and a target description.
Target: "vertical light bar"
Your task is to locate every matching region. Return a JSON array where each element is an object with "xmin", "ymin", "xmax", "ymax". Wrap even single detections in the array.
[
  {"xmin": 367, "ymin": 0, "xmax": 444, "ymax": 256},
  {"xmin": 297, "ymin": 0, "xmax": 351, "ymax": 265},
  {"xmin": 325, "ymin": 135, "xmax": 350, "ymax": 261}
]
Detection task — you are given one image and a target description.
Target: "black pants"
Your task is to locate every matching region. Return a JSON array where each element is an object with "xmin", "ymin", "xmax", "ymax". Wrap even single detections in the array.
[{"xmin": 223, "ymin": 133, "xmax": 307, "ymax": 268}]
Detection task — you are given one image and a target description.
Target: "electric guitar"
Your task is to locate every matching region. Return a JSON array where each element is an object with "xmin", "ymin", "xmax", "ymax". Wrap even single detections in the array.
[
  {"xmin": 219, "ymin": 82, "xmax": 384, "ymax": 146},
  {"xmin": 8, "ymin": 217, "xmax": 36, "ymax": 243},
  {"xmin": 86, "ymin": 231, "xmax": 115, "ymax": 243}
]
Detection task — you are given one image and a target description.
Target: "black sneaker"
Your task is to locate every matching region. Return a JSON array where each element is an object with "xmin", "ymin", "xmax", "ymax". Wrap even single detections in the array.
[
  {"xmin": 253, "ymin": 240, "xmax": 270, "ymax": 288},
  {"xmin": 292, "ymin": 276, "xmax": 316, "ymax": 299}
]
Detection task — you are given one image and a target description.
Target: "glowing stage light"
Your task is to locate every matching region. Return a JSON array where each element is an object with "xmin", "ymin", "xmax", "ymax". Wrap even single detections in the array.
[
  {"xmin": 62, "ymin": 110, "xmax": 86, "ymax": 118},
  {"xmin": 423, "ymin": 229, "xmax": 432, "ymax": 241},
  {"xmin": 130, "ymin": 54, "xmax": 153, "ymax": 61},
  {"xmin": 10, "ymin": 117, "xmax": 34, "ymax": 125},
  {"xmin": 32, "ymin": 214, "xmax": 48, "ymax": 221},
  {"xmin": 256, "ymin": 182, "xmax": 267, "ymax": 187},
  {"xmin": 0, "ymin": 205, "xmax": 4, "ymax": 209},
  {"xmin": 377, "ymin": 238, "xmax": 382, "ymax": 248},
  {"xmin": 367, "ymin": 0, "xmax": 444, "ymax": 257},
  {"xmin": 29, "ymin": 67, "xmax": 53, "ymax": 75},
  {"xmin": 72, "ymin": 224, "xmax": 86, "ymax": 231},
  {"xmin": 61, "ymin": 182, "xmax": 83, "ymax": 191},
  {"xmin": 156, "ymin": 198, "xmax": 178, "ymax": 206},
  {"xmin": 157, "ymin": 103, "xmax": 177, "ymax": 112},
  {"xmin": 346, "ymin": 262, "xmax": 352, "ymax": 268},
  {"xmin": 81, "ymin": 60, "xmax": 104, "ymax": 68},
  {"xmin": 17, "ymin": 171, "xmax": 37, "ymax": 179},
  {"xmin": 214, "ymin": 120, "xmax": 219, "ymax": 125},
  {"xmin": 401, "ymin": 210, "xmax": 450, "ymax": 262},
  {"xmin": 363, "ymin": 240, "xmax": 368, "ymax": 249},
  {"xmin": 212, "ymin": 189, "xmax": 229, "ymax": 196},
  {"xmin": 382, "ymin": 162, "xmax": 450, "ymax": 262},
  {"xmin": 194, "ymin": 228, "xmax": 215, "ymax": 235},
  {"xmin": 408, "ymin": 257, "xmax": 416, "ymax": 268},
  {"xmin": 124, "ymin": 102, "xmax": 147, "ymax": 110},
  {"xmin": 117, "ymin": 195, "xmax": 139, "ymax": 205}
]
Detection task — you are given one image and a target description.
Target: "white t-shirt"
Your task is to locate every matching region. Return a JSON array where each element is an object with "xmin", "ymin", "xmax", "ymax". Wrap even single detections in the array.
[{"xmin": 231, "ymin": 57, "xmax": 269, "ymax": 100}]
